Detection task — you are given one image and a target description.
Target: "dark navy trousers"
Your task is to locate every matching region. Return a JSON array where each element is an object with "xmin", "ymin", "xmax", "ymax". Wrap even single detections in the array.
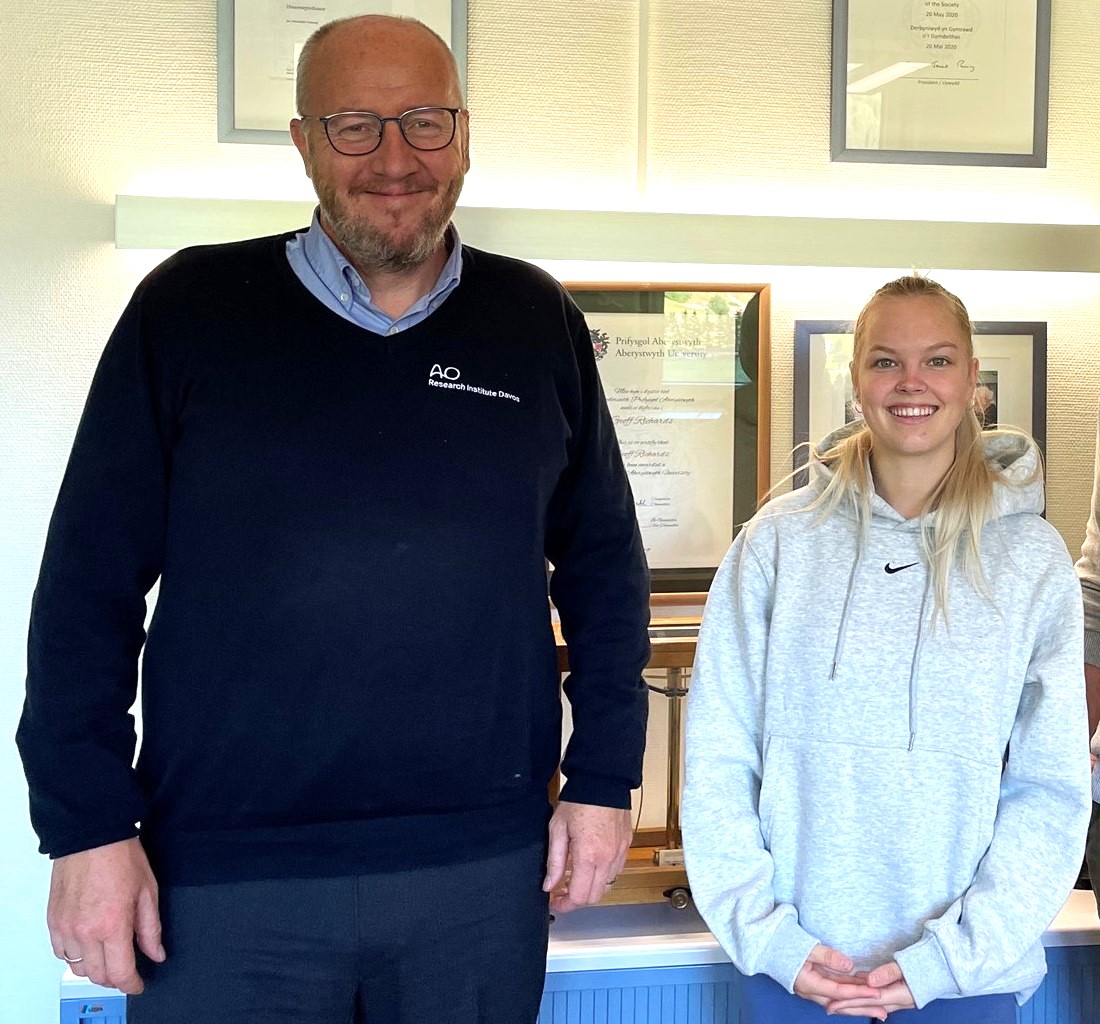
[{"xmin": 128, "ymin": 841, "xmax": 549, "ymax": 1024}]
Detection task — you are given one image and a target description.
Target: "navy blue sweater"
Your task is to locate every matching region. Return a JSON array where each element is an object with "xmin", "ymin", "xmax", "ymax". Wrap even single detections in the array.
[{"xmin": 18, "ymin": 235, "xmax": 650, "ymax": 884}]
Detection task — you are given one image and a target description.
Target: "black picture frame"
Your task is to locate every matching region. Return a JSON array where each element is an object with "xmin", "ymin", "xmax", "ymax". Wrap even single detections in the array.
[
  {"xmin": 831, "ymin": 0, "xmax": 1052, "ymax": 167},
  {"xmin": 793, "ymin": 320, "xmax": 1047, "ymax": 487}
]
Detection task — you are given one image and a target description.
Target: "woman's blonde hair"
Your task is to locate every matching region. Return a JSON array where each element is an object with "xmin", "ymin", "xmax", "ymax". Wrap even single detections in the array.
[{"xmin": 807, "ymin": 275, "xmax": 1031, "ymax": 618}]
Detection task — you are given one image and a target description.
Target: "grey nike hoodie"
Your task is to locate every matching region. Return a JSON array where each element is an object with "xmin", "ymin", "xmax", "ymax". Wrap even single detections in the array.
[{"xmin": 682, "ymin": 430, "xmax": 1091, "ymax": 1008}]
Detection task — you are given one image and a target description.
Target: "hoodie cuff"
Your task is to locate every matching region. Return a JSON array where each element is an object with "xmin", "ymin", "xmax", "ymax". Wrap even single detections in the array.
[
  {"xmin": 759, "ymin": 913, "xmax": 821, "ymax": 993},
  {"xmin": 894, "ymin": 933, "xmax": 957, "ymax": 1009}
]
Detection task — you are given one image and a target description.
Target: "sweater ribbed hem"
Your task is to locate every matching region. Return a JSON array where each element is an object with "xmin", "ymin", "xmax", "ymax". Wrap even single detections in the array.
[{"xmin": 143, "ymin": 793, "xmax": 550, "ymax": 886}]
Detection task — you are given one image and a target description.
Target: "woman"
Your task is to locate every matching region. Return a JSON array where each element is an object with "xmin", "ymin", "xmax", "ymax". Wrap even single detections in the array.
[{"xmin": 682, "ymin": 276, "xmax": 1091, "ymax": 1022}]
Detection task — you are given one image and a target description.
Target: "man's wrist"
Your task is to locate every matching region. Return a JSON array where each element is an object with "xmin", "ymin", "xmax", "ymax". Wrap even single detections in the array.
[{"xmin": 557, "ymin": 776, "xmax": 632, "ymax": 809}]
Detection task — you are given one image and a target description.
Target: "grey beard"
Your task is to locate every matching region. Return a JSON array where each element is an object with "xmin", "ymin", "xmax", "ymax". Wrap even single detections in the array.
[
  {"xmin": 325, "ymin": 206, "xmax": 445, "ymax": 274},
  {"xmin": 319, "ymin": 178, "xmax": 462, "ymax": 275}
]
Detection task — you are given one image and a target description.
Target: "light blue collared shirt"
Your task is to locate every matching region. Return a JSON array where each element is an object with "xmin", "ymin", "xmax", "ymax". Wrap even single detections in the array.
[{"xmin": 285, "ymin": 210, "xmax": 463, "ymax": 336}]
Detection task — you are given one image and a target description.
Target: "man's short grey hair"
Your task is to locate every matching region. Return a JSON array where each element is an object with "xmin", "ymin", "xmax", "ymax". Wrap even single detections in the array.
[{"xmin": 295, "ymin": 15, "xmax": 463, "ymax": 115}]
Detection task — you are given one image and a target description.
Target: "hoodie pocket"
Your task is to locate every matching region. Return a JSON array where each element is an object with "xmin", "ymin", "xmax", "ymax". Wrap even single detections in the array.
[{"xmin": 752, "ymin": 731, "xmax": 1004, "ymax": 962}]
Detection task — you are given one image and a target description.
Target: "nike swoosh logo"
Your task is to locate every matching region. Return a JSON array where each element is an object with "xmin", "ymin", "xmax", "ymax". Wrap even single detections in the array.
[{"xmin": 884, "ymin": 562, "xmax": 918, "ymax": 574}]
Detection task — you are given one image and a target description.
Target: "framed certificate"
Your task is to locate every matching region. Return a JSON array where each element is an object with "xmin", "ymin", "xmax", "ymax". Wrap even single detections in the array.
[
  {"xmin": 831, "ymin": 0, "xmax": 1051, "ymax": 166},
  {"xmin": 567, "ymin": 284, "xmax": 772, "ymax": 593},
  {"xmin": 217, "ymin": 0, "xmax": 467, "ymax": 144},
  {"xmin": 792, "ymin": 320, "xmax": 1047, "ymax": 484}
]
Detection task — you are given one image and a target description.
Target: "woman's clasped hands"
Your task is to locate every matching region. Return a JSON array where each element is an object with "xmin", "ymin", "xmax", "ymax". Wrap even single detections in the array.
[{"xmin": 794, "ymin": 944, "xmax": 916, "ymax": 1020}]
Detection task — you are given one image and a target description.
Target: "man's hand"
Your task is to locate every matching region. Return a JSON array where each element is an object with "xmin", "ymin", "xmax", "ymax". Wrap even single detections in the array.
[
  {"xmin": 47, "ymin": 837, "xmax": 165, "ymax": 994},
  {"xmin": 543, "ymin": 800, "xmax": 632, "ymax": 913},
  {"xmin": 825, "ymin": 961, "xmax": 916, "ymax": 1019},
  {"xmin": 793, "ymin": 945, "xmax": 882, "ymax": 1016}
]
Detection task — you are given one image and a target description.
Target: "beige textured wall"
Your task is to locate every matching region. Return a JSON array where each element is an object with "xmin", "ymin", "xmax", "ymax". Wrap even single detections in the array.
[
  {"xmin": 4, "ymin": 1, "xmax": 1100, "ymax": 1017},
  {"xmin": 469, "ymin": 1, "xmax": 1100, "ymax": 222}
]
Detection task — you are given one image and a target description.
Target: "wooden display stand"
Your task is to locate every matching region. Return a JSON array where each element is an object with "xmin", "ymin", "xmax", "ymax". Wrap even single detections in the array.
[{"xmin": 553, "ymin": 597, "xmax": 701, "ymax": 909}]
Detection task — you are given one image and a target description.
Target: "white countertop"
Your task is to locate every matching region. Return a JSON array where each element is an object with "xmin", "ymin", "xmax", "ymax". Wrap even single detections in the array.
[
  {"xmin": 1039, "ymin": 887, "xmax": 1100, "ymax": 947},
  {"xmin": 544, "ymin": 888, "xmax": 1100, "ymax": 973},
  {"xmin": 61, "ymin": 889, "xmax": 1100, "ymax": 997}
]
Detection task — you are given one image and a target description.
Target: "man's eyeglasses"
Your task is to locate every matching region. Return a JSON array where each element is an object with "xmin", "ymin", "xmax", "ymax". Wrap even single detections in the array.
[{"xmin": 300, "ymin": 107, "xmax": 463, "ymax": 156}]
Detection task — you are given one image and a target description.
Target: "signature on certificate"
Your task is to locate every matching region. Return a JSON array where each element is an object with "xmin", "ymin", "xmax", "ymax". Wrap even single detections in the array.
[{"xmin": 930, "ymin": 59, "xmax": 977, "ymax": 75}]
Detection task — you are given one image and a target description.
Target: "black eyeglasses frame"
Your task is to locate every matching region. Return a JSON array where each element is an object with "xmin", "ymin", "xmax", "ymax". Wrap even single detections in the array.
[{"xmin": 299, "ymin": 106, "xmax": 464, "ymax": 156}]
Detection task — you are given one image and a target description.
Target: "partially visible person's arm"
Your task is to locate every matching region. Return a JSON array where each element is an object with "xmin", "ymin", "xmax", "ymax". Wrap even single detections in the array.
[
  {"xmin": 543, "ymin": 304, "xmax": 650, "ymax": 912},
  {"xmin": 16, "ymin": 285, "xmax": 174, "ymax": 982},
  {"xmin": 1087, "ymin": 666, "xmax": 1100, "ymax": 770},
  {"xmin": 16, "ymin": 292, "xmax": 168, "ymax": 857},
  {"xmin": 1075, "ymin": 399, "xmax": 1100, "ymax": 764}
]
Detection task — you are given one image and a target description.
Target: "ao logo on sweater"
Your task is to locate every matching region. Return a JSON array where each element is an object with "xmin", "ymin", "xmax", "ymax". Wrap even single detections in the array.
[{"xmin": 426, "ymin": 362, "xmax": 521, "ymax": 403}]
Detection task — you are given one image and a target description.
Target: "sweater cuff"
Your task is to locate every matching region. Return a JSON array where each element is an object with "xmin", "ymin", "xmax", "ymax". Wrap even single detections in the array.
[
  {"xmin": 46, "ymin": 824, "xmax": 141, "ymax": 860},
  {"xmin": 557, "ymin": 775, "xmax": 633, "ymax": 809},
  {"xmin": 894, "ymin": 933, "xmax": 957, "ymax": 1009},
  {"xmin": 1084, "ymin": 629, "xmax": 1100, "ymax": 668},
  {"xmin": 759, "ymin": 913, "xmax": 820, "ymax": 993}
]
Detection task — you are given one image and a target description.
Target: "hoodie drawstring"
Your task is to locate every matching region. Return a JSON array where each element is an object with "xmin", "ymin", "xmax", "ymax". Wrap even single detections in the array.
[
  {"xmin": 906, "ymin": 574, "xmax": 932, "ymax": 751},
  {"xmin": 830, "ymin": 547, "xmax": 864, "ymax": 680}
]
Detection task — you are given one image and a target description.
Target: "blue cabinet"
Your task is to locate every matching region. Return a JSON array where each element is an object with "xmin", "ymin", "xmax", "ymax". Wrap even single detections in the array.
[
  {"xmin": 539, "ymin": 964, "xmax": 737, "ymax": 1023},
  {"xmin": 537, "ymin": 948, "xmax": 1100, "ymax": 1024},
  {"xmin": 59, "ymin": 994, "xmax": 125, "ymax": 1024}
]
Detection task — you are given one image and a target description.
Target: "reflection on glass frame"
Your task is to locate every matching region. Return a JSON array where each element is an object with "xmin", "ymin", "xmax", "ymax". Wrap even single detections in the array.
[
  {"xmin": 567, "ymin": 284, "xmax": 772, "ymax": 593},
  {"xmin": 792, "ymin": 320, "xmax": 1047, "ymax": 485},
  {"xmin": 830, "ymin": 0, "xmax": 1051, "ymax": 166},
  {"xmin": 216, "ymin": 0, "xmax": 468, "ymax": 144}
]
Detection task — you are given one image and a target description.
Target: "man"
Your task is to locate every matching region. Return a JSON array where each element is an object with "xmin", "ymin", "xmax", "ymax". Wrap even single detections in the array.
[
  {"xmin": 1077, "ymin": 398, "xmax": 1100, "ymax": 909},
  {"xmin": 17, "ymin": 16, "xmax": 649, "ymax": 1023}
]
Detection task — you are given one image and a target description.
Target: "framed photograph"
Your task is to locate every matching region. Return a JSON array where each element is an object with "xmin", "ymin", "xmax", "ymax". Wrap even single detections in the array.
[
  {"xmin": 217, "ymin": 0, "xmax": 468, "ymax": 144},
  {"xmin": 567, "ymin": 283, "xmax": 772, "ymax": 593},
  {"xmin": 831, "ymin": 0, "xmax": 1052, "ymax": 166},
  {"xmin": 793, "ymin": 320, "xmax": 1047, "ymax": 484}
]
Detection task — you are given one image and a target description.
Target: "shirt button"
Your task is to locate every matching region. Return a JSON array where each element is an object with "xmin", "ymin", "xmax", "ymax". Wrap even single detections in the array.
[
  {"xmin": 339, "ymin": 293, "xmax": 349, "ymax": 303},
  {"xmin": 388, "ymin": 325, "xmax": 399, "ymax": 335}
]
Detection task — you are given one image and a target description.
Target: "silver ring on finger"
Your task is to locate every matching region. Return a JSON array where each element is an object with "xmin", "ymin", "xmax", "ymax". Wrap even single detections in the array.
[{"xmin": 62, "ymin": 954, "xmax": 84, "ymax": 964}]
